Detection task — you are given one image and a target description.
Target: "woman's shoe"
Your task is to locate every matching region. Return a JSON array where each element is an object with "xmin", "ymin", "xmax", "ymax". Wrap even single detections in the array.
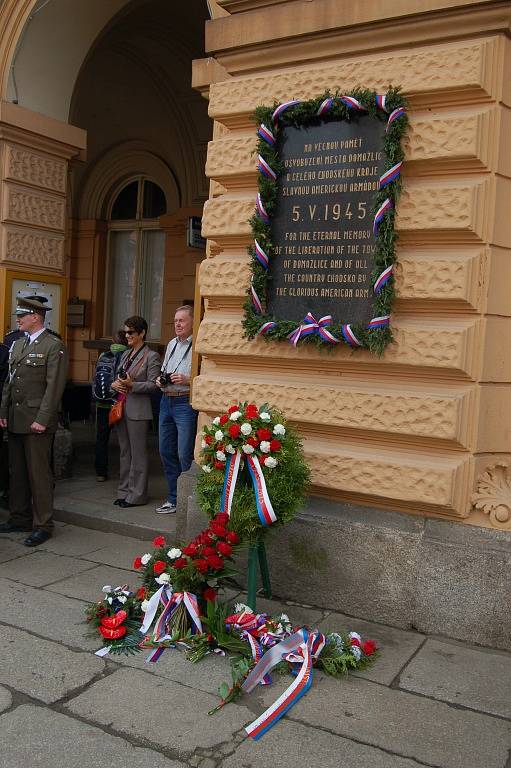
[
  {"xmin": 118, "ymin": 500, "xmax": 141, "ymax": 508},
  {"xmin": 113, "ymin": 498, "xmax": 124, "ymax": 506}
]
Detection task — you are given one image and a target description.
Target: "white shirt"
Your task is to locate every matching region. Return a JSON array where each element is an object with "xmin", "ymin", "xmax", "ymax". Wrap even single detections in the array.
[
  {"xmin": 161, "ymin": 335, "xmax": 192, "ymax": 393},
  {"xmin": 29, "ymin": 328, "xmax": 46, "ymax": 344}
]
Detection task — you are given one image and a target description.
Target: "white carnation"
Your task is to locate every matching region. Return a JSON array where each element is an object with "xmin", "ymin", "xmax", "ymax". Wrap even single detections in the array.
[
  {"xmin": 351, "ymin": 645, "xmax": 362, "ymax": 661},
  {"xmin": 234, "ymin": 602, "xmax": 253, "ymax": 614},
  {"xmin": 155, "ymin": 573, "xmax": 171, "ymax": 586},
  {"xmin": 216, "ymin": 450, "xmax": 226, "ymax": 461},
  {"xmin": 141, "ymin": 599, "xmax": 150, "ymax": 612},
  {"xmin": 101, "ymin": 585, "xmax": 112, "ymax": 593},
  {"xmin": 141, "ymin": 553, "xmax": 151, "ymax": 566},
  {"xmin": 229, "ymin": 410, "xmax": 241, "ymax": 421},
  {"xmin": 240, "ymin": 422, "xmax": 252, "ymax": 435},
  {"xmin": 260, "ymin": 440, "xmax": 271, "ymax": 454},
  {"xmin": 201, "ymin": 465, "xmax": 212, "ymax": 473},
  {"xmin": 273, "ymin": 424, "xmax": 286, "ymax": 436},
  {"xmin": 212, "ymin": 417, "xmax": 220, "ymax": 426},
  {"xmin": 117, "ymin": 595, "xmax": 127, "ymax": 604},
  {"xmin": 214, "ymin": 430, "xmax": 224, "ymax": 441},
  {"xmin": 349, "ymin": 631, "xmax": 361, "ymax": 642},
  {"xmin": 260, "ymin": 411, "xmax": 271, "ymax": 421},
  {"xmin": 167, "ymin": 548, "xmax": 182, "ymax": 559},
  {"xmin": 201, "ymin": 439, "xmax": 207, "ymax": 449},
  {"xmin": 225, "ymin": 444, "xmax": 236, "ymax": 454},
  {"xmin": 242, "ymin": 444, "xmax": 254, "ymax": 454},
  {"xmin": 264, "ymin": 456, "xmax": 277, "ymax": 468}
]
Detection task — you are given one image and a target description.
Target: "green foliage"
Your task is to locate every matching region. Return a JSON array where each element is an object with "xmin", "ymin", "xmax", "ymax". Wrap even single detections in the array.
[
  {"xmin": 316, "ymin": 634, "xmax": 379, "ymax": 678},
  {"xmin": 245, "ymin": 87, "xmax": 409, "ymax": 354}
]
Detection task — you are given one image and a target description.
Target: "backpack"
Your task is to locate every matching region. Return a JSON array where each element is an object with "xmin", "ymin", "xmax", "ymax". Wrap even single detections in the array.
[{"xmin": 92, "ymin": 350, "xmax": 123, "ymax": 404}]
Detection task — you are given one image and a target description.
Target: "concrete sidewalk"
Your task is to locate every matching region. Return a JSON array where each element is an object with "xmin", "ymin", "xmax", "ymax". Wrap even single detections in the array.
[{"xmin": 0, "ymin": 522, "xmax": 511, "ymax": 768}]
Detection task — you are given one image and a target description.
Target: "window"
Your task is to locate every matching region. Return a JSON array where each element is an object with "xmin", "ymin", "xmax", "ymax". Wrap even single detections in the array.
[{"xmin": 106, "ymin": 177, "xmax": 166, "ymax": 340}]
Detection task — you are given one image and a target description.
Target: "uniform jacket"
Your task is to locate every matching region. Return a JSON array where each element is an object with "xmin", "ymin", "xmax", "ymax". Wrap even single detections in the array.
[
  {"xmin": 0, "ymin": 330, "xmax": 68, "ymax": 433},
  {"xmin": 117, "ymin": 347, "xmax": 160, "ymax": 421}
]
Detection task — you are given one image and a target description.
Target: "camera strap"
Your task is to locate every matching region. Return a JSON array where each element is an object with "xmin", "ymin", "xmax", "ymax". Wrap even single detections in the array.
[{"xmin": 163, "ymin": 339, "xmax": 192, "ymax": 375}]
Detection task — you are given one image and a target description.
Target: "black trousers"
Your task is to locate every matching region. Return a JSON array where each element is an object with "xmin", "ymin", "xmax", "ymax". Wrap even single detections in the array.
[{"xmin": 95, "ymin": 406, "xmax": 111, "ymax": 476}]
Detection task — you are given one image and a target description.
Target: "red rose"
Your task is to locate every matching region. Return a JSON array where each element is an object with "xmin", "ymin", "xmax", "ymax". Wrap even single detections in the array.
[
  {"xmin": 257, "ymin": 428, "xmax": 271, "ymax": 441},
  {"xmin": 350, "ymin": 637, "xmax": 361, "ymax": 648},
  {"xmin": 217, "ymin": 541, "xmax": 233, "ymax": 557},
  {"xmin": 214, "ymin": 513, "xmax": 229, "ymax": 525},
  {"xmin": 153, "ymin": 560, "xmax": 167, "ymax": 575},
  {"xmin": 245, "ymin": 404, "xmax": 258, "ymax": 418},
  {"xmin": 153, "ymin": 536, "xmax": 165, "ymax": 548},
  {"xmin": 362, "ymin": 639, "xmax": 377, "ymax": 656},
  {"xmin": 247, "ymin": 437, "xmax": 259, "ymax": 448},
  {"xmin": 173, "ymin": 557, "xmax": 188, "ymax": 569},
  {"xmin": 228, "ymin": 405, "xmax": 239, "ymax": 414},
  {"xmin": 214, "ymin": 461, "xmax": 225, "ymax": 470},
  {"xmin": 269, "ymin": 439, "xmax": 282, "ymax": 452},
  {"xmin": 225, "ymin": 531, "xmax": 240, "ymax": 544},
  {"xmin": 204, "ymin": 435, "xmax": 213, "ymax": 445},
  {"xmin": 219, "ymin": 414, "xmax": 229, "ymax": 425},
  {"xmin": 193, "ymin": 558, "xmax": 209, "ymax": 574},
  {"xmin": 228, "ymin": 424, "xmax": 241, "ymax": 438},
  {"xmin": 203, "ymin": 546, "xmax": 217, "ymax": 557},
  {"xmin": 182, "ymin": 543, "xmax": 198, "ymax": 557},
  {"xmin": 206, "ymin": 554, "xmax": 225, "ymax": 571},
  {"xmin": 136, "ymin": 587, "xmax": 146, "ymax": 600},
  {"xmin": 133, "ymin": 556, "xmax": 142, "ymax": 569},
  {"xmin": 99, "ymin": 625, "xmax": 127, "ymax": 640},
  {"xmin": 203, "ymin": 587, "xmax": 217, "ymax": 602}
]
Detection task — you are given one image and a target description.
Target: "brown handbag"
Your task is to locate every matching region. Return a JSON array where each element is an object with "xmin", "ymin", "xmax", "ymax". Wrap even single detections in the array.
[{"xmin": 108, "ymin": 349, "xmax": 148, "ymax": 427}]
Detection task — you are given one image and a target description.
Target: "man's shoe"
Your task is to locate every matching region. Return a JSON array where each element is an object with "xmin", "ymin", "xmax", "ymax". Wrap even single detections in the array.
[
  {"xmin": 0, "ymin": 521, "xmax": 32, "ymax": 533},
  {"xmin": 24, "ymin": 529, "xmax": 52, "ymax": 547},
  {"xmin": 96, "ymin": 475, "xmax": 107, "ymax": 483},
  {"xmin": 155, "ymin": 501, "xmax": 176, "ymax": 514},
  {"xmin": 113, "ymin": 498, "xmax": 124, "ymax": 506}
]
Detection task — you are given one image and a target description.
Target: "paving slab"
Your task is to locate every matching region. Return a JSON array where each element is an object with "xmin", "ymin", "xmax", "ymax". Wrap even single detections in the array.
[
  {"xmin": 0, "ymin": 550, "xmax": 97, "ymax": 587},
  {"xmin": 290, "ymin": 674, "xmax": 511, "ymax": 768},
  {"xmin": 224, "ymin": 719, "xmax": 427, "ymax": 768},
  {"xmin": 45, "ymin": 563, "xmax": 137, "ymax": 601},
  {"xmin": 0, "ymin": 685, "xmax": 11, "ymax": 713},
  {"xmin": 0, "ymin": 537, "xmax": 32, "ymax": 563},
  {"xmin": 0, "ymin": 705, "xmax": 185, "ymax": 768},
  {"xmin": 80, "ymin": 535, "xmax": 156, "ymax": 570},
  {"xmin": 0, "ymin": 577, "xmax": 97, "ymax": 652},
  {"xmin": 35, "ymin": 524, "xmax": 121, "ymax": 557},
  {"xmin": 318, "ymin": 611, "xmax": 426, "ymax": 685},
  {"xmin": 65, "ymin": 667, "xmax": 254, "ymax": 754},
  {"xmin": 399, "ymin": 638, "xmax": 511, "ymax": 718},
  {"xmin": 0, "ymin": 625, "xmax": 104, "ymax": 703}
]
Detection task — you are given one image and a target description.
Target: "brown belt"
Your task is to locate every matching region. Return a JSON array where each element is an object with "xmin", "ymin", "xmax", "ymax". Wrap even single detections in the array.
[{"xmin": 163, "ymin": 391, "xmax": 189, "ymax": 398}]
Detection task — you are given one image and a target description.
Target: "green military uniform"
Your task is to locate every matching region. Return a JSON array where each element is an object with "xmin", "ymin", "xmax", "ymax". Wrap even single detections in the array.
[{"xmin": 0, "ymin": 328, "xmax": 68, "ymax": 532}]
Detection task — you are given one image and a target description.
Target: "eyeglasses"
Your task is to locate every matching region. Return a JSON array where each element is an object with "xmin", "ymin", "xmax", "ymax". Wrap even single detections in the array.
[{"xmin": 125, "ymin": 330, "xmax": 138, "ymax": 336}]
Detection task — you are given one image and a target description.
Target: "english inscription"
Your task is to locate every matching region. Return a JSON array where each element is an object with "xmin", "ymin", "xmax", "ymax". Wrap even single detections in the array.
[{"xmin": 267, "ymin": 118, "xmax": 386, "ymax": 324}]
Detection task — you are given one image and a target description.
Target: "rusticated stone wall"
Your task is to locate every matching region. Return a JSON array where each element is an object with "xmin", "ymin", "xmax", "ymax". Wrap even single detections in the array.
[{"xmin": 194, "ymin": 27, "xmax": 511, "ymax": 529}]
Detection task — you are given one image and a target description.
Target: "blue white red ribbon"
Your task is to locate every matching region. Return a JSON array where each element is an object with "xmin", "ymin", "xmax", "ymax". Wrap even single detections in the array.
[
  {"xmin": 341, "ymin": 96, "xmax": 366, "ymax": 111},
  {"xmin": 251, "ymin": 282, "xmax": 263, "ymax": 314},
  {"xmin": 220, "ymin": 451, "xmax": 242, "ymax": 517},
  {"xmin": 243, "ymin": 628, "xmax": 325, "ymax": 740},
  {"xmin": 257, "ymin": 155, "xmax": 277, "ymax": 181},
  {"xmin": 386, "ymin": 107, "xmax": 406, "ymax": 132},
  {"xmin": 258, "ymin": 321, "xmax": 277, "ymax": 335},
  {"xmin": 316, "ymin": 97, "xmax": 336, "ymax": 116},
  {"xmin": 254, "ymin": 240, "xmax": 269, "ymax": 269},
  {"xmin": 256, "ymin": 193, "xmax": 270, "ymax": 225},
  {"xmin": 379, "ymin": 162, "xmax": 402, "ymax": 189},
  {"xmin": 258, "ymin": 123, "xmax": 276, "ymax": 146},
  {"xmin": 373, "ymin": 198, "xmax": 393, "ymax": 236},
  {"xmin": 272, "ymin": 99, "xmax": 301, "ymax": 127},
  {"xmin": 368, "ymin": 315, "xmax": 390, "ymax": 329},
  {"xmin": 246, "ymin": 454, "xmax": 277, "ymax": 526},
  {"xmin": 341, "ymin": 324, "xmax": 362, "ymax": 347},
  {"xmin": 242, "ymin": 632, "xmax": 272, "ymax": 685},
  {"xmin": 374, "ymin": 265, "xmax": 393, "ymax": 295},
  {"xmin": 375, "ymin": 94, "xmax": 388, "ymax": 112},
  {"xmin": 288, "ymin": 312, "xmax": 339, "ymax": 346}
]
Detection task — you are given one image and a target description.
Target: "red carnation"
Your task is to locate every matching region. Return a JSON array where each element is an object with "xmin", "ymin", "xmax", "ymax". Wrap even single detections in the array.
[
  {"xmin": 228, "ymin": 405, "xmax": 239, "ymax": 414},
  {"xmin": 203, "ymin": 546, "xmax": 217, "ymax": 557},
  {"xmin": 153, "ymin": 536, "xmax": 165, "ymax": 548},
  {"xmin": 245, "ymin": 404, "xmax": 258, "ymax": 418},
  {"xmin": 203, "ymin": 587, "xmax": 217, "ymax": 602},
  {"xmin": 133, "ymin": 556, "xmax": 142, "ymax": 569},
  {"xmin": 225, "ymin": 531, "xmax": 240, "ymax": 544},
  {"xmin": 204, "ymin": 435, "xmax": 213, "ymax": 445},
  {"xmin": 350, "ymin": 636, "xmax": 361, "ymax": 648},
  {"xmin": 153, "ymin": 560, "xmax": 167, "ymax": 575},
  {"xmin": 193, "ymin": 558, "xmax": 209, "ymax": 574},
  {"xmin": 206, "ymin": 554, "xmax": 224, "ymax": 571},
  {"xmin": 247, "ymin": 437, "xmax": 259, "ymax": 448},
  {"xmin": 257, "ymin": 428, "xmax": 271, "ymax": 441},
  {"xmin": 362, "ymin": 639, "xmax": 377, "ymax": 656},
  {"xmin": 269, "ymin": 439, "xmax": 282, "ymax": 452},
  {"xmin": 217, "ymin": 541, "xmax": 233, "ymax": 557},
  {"xmin": 173, "ymin": 557, "xmax": 188, "ymax": 569},
  {"xmin": 202, "ymin": 531, "xmax": 214, "ymax": 544},
  {"xmin": 210, "ymin": 523, "xmax": 227, "ymax": 538},
  {"xmin": 214, "ymin": 513, "xmax": 229, "ymax": 525},
  {"xmin": 136, "ymin": 587, "xmax": 146, "ymax": 600},
  {"xmin": 228, "ymin": 424, "xmax": 241, "ymax": 438},
  {"xmin": 182, "ymin": 543, "xmax": 198, "ymax": 557},
  {"xmin": 219, "ymin": 414, "xmax": 229, "ymax": 425},
  {"xmin": 214, "ymin": 461, "xmax": 225, "ymax": 470}
]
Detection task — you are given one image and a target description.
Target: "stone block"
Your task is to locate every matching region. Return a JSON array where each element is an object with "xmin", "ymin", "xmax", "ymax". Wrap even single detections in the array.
[
  {"xmin": 0, "ymin": 537, "xmax": 30, "ymax": 563},
  {"xmin": 399, "ymin": 638, "xmax": 511, "ymax": 718},
  {"xmin": 0, "ymin": 550, "xmax": 96, "ymax": 587},
  {"xmin": 80, "ymin": 534, "xmax": 154, "ymax": 570},
  {"xmin": 0, "ymin": 625, "xmax": 104, "ymax": 703},
  {"xmin": 0, "ymin": 684, "xmax": 11, "ymax": 713},
  {"xmin": 65, "ymin": 668, "xmax": 254, "ymax": 754},
  {"xmin": 0, "ymin": 706, "xmax": 185, "ymax": 768},
  {"xmin": 36, "ymin": 524, "xmax": 121, "ymax": 557},
  {"xmin": 45, "ymin": 563, "xmax": 137, "ymax": 602}
]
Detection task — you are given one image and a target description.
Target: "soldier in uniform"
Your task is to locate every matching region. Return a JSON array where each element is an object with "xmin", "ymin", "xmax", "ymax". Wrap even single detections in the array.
[{"xmin": 0, "ymin": 296, "xmax": 68, "ymax": 546}]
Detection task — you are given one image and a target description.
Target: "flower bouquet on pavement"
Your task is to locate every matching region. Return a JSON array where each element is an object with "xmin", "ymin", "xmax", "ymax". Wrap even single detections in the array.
[{"xmin": 85, "ymin": 585, "xmax": 144, "ymax": 656}]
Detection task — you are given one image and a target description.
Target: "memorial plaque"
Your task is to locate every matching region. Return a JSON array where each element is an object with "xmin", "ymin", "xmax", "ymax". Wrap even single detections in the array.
[{"xmin": 267, "ymin": 117, "xmax": 386, "ymax": 324}]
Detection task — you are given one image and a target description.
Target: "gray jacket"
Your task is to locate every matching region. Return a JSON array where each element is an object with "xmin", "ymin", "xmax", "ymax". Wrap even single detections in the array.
[{"xmin": 118, "ymin": 348, "xmax": 160, "ymax": 421}]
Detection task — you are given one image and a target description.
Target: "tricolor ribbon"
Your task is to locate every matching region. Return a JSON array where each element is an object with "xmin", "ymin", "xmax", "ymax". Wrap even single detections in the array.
[
  {"xmin": 341, "ymin": 324, "xmax": 362, "ymax": 347},
  {"xmin": 251, "ymin": 282, "xmax": 263, "ymax": 314},
  {"xmin": 258, "ymin": 321, "xmax": 277, "ymax": 335},
  {"xmin": 386, "ymin": 107, "xmax": 406, "ymax": 132},
  {"xmin": 220, "ymin": 451, "xmax": 242, "ymax": 517},
  {"xmin": 341, "ymin": 96, "xmax": 366, "ymax": 111},
  {"xmin": 316, "ymin": 97, "xmax": 336, "ymax": 116},
  {"xmin": 241, "ymin": 632, "xmax": 272, "ymax": 686},
  {"xmin": 256, "ymin": 193, "xmax": 270, "ymax": 225},
  {"xmin": 254, "ymin": 240, "xmax": 269, "ymax": 269},
  {"xmin": 257, "ymin": 155, "xmax": 277, "ymax": 181},
  {"xmin": 272, "ymin": 99, "xmax": 301, "ymax": 127},
  {"xmin": 287, "ymin": 313, "xmax": 340, "ymax": 346},
  {"xmin": 379, "ymin": 162, "xmax": 402, "ymax": 189},
  {"xmin": 374, "ymin": 265, "xmax": 393, "ymax": 295},
  {"xmin": 243, "ymin": 628, "xmax": 325, "ymax": 740},
  {"xmin": 258, "ymin": 123, "xmax": 276, "ymax": 146},
  {"xmin": 139, "ymin": 586, "xmax": 202, "ymax": 662},
  {"xmin": 373, "ymin": 198, "xmax": 393, "ymax": 236},
  {"xmin": 367, "ymin": 315, "xmax": 390, "ymax": 329},
  {"xmin": 219, "ymin": 451, "xmax": 277, "ymax": 527},
  {"xmin": 375, "ymin": 94, "xmax": 388, "ymax": 112}
]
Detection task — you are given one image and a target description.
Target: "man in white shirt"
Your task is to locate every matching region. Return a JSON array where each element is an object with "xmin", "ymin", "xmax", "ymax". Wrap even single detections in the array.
[{"xmin": 155, "ymin": 305, "xmax": 197, "ymax": 514}]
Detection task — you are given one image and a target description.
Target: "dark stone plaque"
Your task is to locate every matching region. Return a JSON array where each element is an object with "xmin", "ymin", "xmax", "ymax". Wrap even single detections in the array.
[{"xmin": 267, "ymin": 117, "xmax": 386, "ymax": 324}]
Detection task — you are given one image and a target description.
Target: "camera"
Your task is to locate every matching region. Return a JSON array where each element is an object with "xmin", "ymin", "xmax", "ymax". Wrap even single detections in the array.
[
  {"xmin": 117, "ymin": 367, "xmax": 128, "ymax": 381},
  {"xmin": 159, "ymin": 369, "xmax": 171, "ymax": 386}
]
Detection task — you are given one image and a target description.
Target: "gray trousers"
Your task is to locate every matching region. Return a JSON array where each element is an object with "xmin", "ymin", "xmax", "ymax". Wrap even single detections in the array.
[
  {"xmin": 8, "ymin": 432, "xmax": 54, "ymax": 531},
  {"xmin": 115, "ymin": 417, "xmax": 150, "ymax": 504}
]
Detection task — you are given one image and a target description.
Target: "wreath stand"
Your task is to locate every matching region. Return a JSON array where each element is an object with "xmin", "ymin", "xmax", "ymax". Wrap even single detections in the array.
[{"xmin": 247, "ymin": 539, "xmax": 272, "ymax": 610}]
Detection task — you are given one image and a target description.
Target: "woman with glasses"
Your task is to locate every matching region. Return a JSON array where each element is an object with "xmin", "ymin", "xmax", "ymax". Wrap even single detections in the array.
[{"xmin": 111, "ymin": 316, "xmax": 160, "ymax": 508}]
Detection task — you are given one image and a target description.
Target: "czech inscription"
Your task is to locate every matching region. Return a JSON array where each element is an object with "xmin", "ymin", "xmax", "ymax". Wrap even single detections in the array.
[{"xmin": 267, "ymin": 119, "xmax": 386, "ymax": 324}]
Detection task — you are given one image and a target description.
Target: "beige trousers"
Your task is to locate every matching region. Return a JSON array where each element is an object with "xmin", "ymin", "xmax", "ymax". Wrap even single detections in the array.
[{"xmin": 115, "ymin": 417, "xmax": 150, "ymax": 504}]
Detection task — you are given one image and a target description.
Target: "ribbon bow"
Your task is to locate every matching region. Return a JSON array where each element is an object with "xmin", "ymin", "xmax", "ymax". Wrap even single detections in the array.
[
  {"xmin": 221, "ymin": 451, "xmax": 277, "ymax": 527},
  {"xmin": 288, "ymin": 313, "xmax": 339, "ymax": 346},
  {"xmin": 139, "ymin": 586, "xmax": 202, "ymax": 662}
]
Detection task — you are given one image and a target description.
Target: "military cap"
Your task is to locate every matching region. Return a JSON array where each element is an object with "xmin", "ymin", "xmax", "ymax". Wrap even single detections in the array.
[{"xmin": 15, "ymin": 295, "xmax": 52, "ymax": 315}]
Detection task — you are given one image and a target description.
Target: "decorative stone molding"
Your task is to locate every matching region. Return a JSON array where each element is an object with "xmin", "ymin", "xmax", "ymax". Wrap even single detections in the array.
[
  {"xmin": 4, "ymin": 185, "xmax": 65, "ymax": 230},
  {"xmin": 5, "ymin": 143, "xmax": 67, "ymax": 193},
  {"xmin": 3, "ymin": 228, "xmax": 64, "ymax": 271},
  {"xmin": 471, "ymin": 462, "xmax": 511, "ymax": 530}
]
